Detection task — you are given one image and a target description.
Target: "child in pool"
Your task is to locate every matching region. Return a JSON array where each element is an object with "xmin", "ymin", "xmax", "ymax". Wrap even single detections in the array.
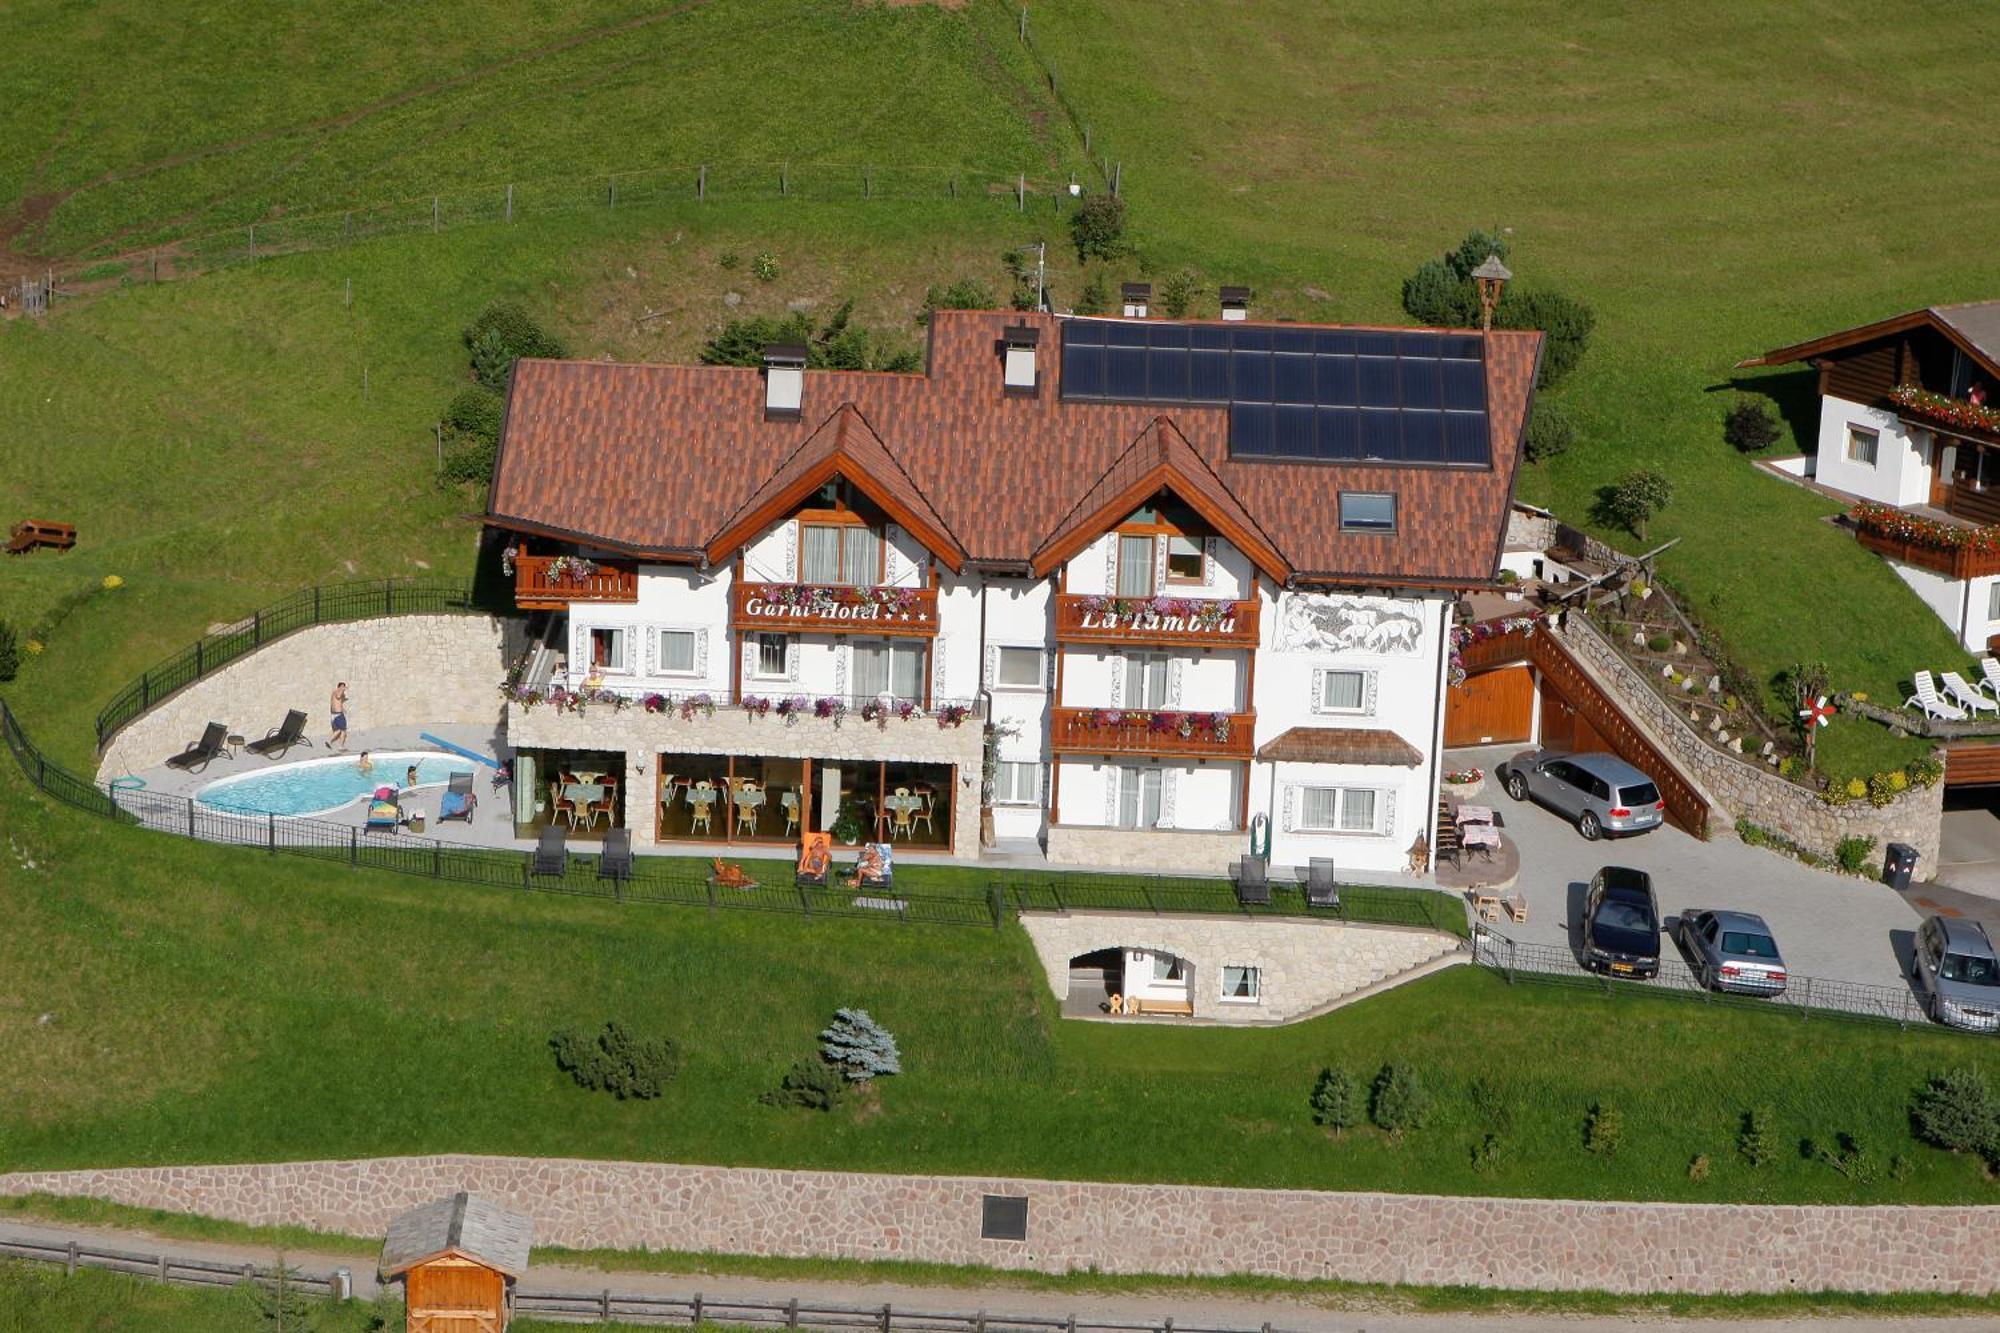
[{"xmin": 357, "ymin": 751, "xmax": 373, "ymax": 773}]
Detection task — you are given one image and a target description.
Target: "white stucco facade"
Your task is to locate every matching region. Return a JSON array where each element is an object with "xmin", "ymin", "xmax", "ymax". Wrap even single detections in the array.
[{"xmin": 1812, "ymin": 393, "xmax": 1933, "ymax": 507}]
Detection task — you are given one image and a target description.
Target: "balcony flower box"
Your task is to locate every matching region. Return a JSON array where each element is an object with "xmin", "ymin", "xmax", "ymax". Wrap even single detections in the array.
[{"xmin": 1891, "ymin": 384, "xmax": 2000, "ymax": 437}]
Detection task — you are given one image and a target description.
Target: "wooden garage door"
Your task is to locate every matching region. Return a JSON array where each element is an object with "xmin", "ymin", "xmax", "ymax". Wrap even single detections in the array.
[{"xmin": 1446, "ymin": 666, "xmax": 1533, "ymax": 747}]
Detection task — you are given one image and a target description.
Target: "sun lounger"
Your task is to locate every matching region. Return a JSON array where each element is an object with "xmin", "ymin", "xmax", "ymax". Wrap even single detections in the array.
[
  {"xmin": 530, "ymin": 825, "xmax": 568, "ymax": 877},
  {"xmin": 796, "ymin": 831, "xmax": 832, "ymax": 887},
  {"xmin": 1941, "ymin": 671, "xmax": 1999, "ymax": 717},
  {"xmin": 1305, "ymin": 857, "xmax": 1341, "ymax": 909},
  {"xmin": 597, "ymin": 827, "xmax": 634, "ymax": 881},
  {"xmin": 364, "ymin": 796, "xmax": 402, "ymax": 831},
  {"xmin": 1980, "ymin": 657, "xmax": 2000, "ymax": 700},
  {"xmin": 165, "ymin": 722, "xmax": 229, "ymax": 772},
  {"xmin": 1232, "ymin": 856, "xmax": 1270, "ymax": 905},
  {"xmin": 245, "ymin": 709, "xmax": 311, "ymax": 759},
  {"xmin": 1905, "ymin": 670, "xmax": 1968, "ymax": 722},
  {"xmin": 846, "ymin": 841, "xmax": 894, "ymax": 890},
  {"xmin": 438, "ymin": 770, "xmax": 477, "ymax": 822}
]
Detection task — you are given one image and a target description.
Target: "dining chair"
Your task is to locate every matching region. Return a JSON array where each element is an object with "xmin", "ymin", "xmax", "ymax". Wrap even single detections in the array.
[
  {"xmin": 689, "ymin": 782, "xmax": 715, "ymax": 835},
  {"xmin": 780, "ymin": 790, "xmax": 799, "ymax": 838},
  {"xmin": 584, "ymin": 796, "xmax": 614, "ymax": 831},
  {"xmin": 736, "ymin": 794, "xmax": 759, "ymax": 837},
  {"xmin": 549, "ymin": 780, "xmax": 578, "ymax": 830},
  {"xmin": 912, "ymin": 789, "xmax": 935, "ymax": 836},
  {"xmin": 890, "ymin": 801, "xmax": 915, "ymax": 841}
]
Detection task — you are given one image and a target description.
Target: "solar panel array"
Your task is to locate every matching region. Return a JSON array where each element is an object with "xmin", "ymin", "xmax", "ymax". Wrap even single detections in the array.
[{"xmin": 1059, "ymin": 320, "xmax": 1491, "ymax": 466}]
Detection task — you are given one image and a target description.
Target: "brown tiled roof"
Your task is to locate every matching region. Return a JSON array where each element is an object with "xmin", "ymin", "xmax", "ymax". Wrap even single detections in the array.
[
  {"xmin": 489, "ymin": 310, "xmax": 1543, "ymax": 586},
  {"xmin": 1256, "ymin": 726, "xmax": 1425, "ymax": 767}
]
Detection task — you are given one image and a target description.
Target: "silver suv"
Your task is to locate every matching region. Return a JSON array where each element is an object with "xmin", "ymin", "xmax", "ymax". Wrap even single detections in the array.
[
  {"xmin": 1911, "ymin": 915, "xmax": 2000, "ymax": 1032},
  {"xmin": 1497, "ymin": 749, "xmax": 1665, "ymax": 841}
]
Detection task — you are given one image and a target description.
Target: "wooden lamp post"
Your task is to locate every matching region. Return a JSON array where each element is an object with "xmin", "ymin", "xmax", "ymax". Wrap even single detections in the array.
[{"xmin": 1472, "ymin": 254, "xmax": 1513, "ymax": 332}]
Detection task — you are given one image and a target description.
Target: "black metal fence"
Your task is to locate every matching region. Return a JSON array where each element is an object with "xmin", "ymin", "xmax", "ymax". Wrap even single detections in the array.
[
  {"xmin": 93, "ymin": 577, "xmax": 482, "ymax": 751},
  {"xmin": 1471, "ymin": 925, "xmax": 1950, "ymax": 1030}
]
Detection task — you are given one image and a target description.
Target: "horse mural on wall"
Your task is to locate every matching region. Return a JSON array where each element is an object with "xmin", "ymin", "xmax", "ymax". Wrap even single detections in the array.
[{"xmin": 1276, "ymin": 594, "xmax": 1426, "ymax": 656}]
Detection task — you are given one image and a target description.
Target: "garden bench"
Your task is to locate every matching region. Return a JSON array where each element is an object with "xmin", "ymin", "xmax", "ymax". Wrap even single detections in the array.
[
  {"xmin": 7, "ymin": 519, "xmax": 75, "ymax": 554},
  {"xmin": 1130, "ymin": 997, "xmax": 1195, "ymax": 1018}
]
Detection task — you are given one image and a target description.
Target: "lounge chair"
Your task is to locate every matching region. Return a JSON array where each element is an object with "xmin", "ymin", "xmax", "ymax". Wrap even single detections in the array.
[
  {"xmin": 245, "ymin": 709, "xmax": 311, "ymax": 759},
  {"xmin": 438, "ymin": 770, "xmax": 477, "ymax": 823},
  {"xmin": 165, "ymin": 722, "xmax": 229, "ymax": 772},
  {"xmin": 597, "ymin": 827, "xmax": 634, "ymax": 881},
  {"xmin": 1905, "ymin": 670, "xmax": 1968, "ymax": 722},
  {"xmin": 1232, "ymin": 856, "xmax": 1271, "ymax": 906},
  {"xmin": 1305, "ymin": 857, "xmax": 1341, "ymax": 909},
  {"xmin": 1980, "ymin": 657, "xmax": 2000, "ymax": 700},
  {"xmin": 796, "ymin": 831, "xmax": 832, "ymax": 887},
  {"xmin": 849, "ymin": 841, "xmax": 894, "ymax": 890},
  {"xmin": 365, "ymin": 790, "xmax": 403, "ymax": 832},
  {"xmin": 530, "ymin": 825, "xmax": 568, "ymax": 877},
  {"xmin": 1941, "ymin": 671, "xmax": 1999, "ymax": 717}
]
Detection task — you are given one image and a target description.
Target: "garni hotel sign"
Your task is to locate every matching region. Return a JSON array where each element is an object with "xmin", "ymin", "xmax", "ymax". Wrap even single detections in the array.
[{"xmin": 731, "ymin": 582, "xmax": 940, "ymax": 635}]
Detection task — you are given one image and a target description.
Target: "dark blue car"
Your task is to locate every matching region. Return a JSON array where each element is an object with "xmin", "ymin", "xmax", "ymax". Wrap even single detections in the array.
[{"xmin": 1582, "ymin": 865, "xmax": 1660, "ymax": 979}]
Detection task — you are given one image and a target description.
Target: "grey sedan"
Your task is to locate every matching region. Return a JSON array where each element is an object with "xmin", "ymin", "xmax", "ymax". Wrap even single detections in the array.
[
  {"xmin": 1911, "ymin": 915, "xmax": 2000, "ymax": 1032},
  {"xmin": 1674, "ymin": 909, "xmax": 1788, "ymax": 995},
  {"xmin": 1496, "ymin": 749, "xmax": 1665, "ymax": 841}
]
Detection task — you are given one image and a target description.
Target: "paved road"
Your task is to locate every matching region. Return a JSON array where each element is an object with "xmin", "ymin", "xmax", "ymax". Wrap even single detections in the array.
[
  {"xmin": 1450, "ymin": 748, "xmax": 1926, "ymax": 993},
  {"xmin": 0, "ymin": 1218, "xmax": 1983, "ymax": 1333}
]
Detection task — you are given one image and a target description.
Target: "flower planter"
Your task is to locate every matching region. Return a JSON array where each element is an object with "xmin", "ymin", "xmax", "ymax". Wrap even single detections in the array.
[{"xmin": 1442, "ymin": 775, "xmax": 1485, "ymax": 800}]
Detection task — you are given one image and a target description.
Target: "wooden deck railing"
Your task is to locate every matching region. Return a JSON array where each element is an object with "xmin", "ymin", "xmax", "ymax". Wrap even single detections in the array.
[
  {"xmin": 1053, "ymin": 593, "xmax": 1259, "ymax": 648},
  {"xmin": 1049, "ymin": 706, "xmax": 1256, "ymax": 759},
  {"xmin": 1855, "ymin": 527, "xmax": 2000, "ymax": 581},
  {"xmin": 730, "ymin": 582, "xmax": 940, "ymax": 637},
  {"xmin": 515, "ymin": 555, "xmax": 639, "ymax": 608}
]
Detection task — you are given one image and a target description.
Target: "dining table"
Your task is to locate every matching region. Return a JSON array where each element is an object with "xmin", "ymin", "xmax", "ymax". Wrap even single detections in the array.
[
  {"xmin": 1456, "ymin": 803, "xmax": 1496, "ymax": 826},
  {"xmin": 1460, "ymin": 824, "xmax": 1502, "ymax": 858},
  {"xmin": 877, "ymin": 792, "xmax": 923, "ymax": 839}
]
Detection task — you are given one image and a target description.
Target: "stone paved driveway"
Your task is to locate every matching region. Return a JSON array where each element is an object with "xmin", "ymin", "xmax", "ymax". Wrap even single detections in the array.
[{"xmin": 1452, "ymin": 748, "xmax": 1926, "ymax": 993}]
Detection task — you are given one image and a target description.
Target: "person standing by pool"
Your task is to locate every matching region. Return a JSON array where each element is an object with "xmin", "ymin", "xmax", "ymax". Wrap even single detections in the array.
[
  {"xmin": 405, "ymin": 763, "xmax": 420, "ymax": 791},
  {"xmin": 328, "ymin": 682, "xmax": 349, "ymax": 750}
]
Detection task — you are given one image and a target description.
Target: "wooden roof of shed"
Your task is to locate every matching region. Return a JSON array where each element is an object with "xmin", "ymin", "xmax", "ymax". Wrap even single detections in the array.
[{"xmin": 380, "ymin": 1192, "xmax": 533, "ymax": 1279}]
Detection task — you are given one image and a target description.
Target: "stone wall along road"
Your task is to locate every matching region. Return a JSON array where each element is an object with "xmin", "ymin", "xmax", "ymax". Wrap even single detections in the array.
[{"xmin": 0, "ymin": 1155, "xmax": 1991, "ymax": 1296}]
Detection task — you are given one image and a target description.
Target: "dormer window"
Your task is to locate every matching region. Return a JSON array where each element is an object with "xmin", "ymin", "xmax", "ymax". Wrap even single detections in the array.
[
  {"xmin": 762, "ymin": 344, "xmax": 806, "ymax": 420},
  {"xmin": 1121, "ymin": 282, "xmax": 1151, "ymax": 319},
  {"xmin": 1001, "ymin": 324, "xmax": 1040, "ymax": 396}
]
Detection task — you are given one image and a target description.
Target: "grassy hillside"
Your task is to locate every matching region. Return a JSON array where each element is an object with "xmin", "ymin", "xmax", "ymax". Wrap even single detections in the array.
[{"xmin": 0, "ymin": 757, "xmax": 1996, "ymax": 1205}]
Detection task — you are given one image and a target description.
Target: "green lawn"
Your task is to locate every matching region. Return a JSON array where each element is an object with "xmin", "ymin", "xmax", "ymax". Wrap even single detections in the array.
[
  {"xmin": 0, "ymin": 1262, "xmax": 401, "ymax": 1333},
  {"xmin": 1, "ymin": 756, "xmax": 1995, "ymax": 1206}
]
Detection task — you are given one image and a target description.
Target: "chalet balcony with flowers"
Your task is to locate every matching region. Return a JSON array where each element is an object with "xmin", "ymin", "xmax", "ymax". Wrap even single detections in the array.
[{"xmin": 1745, "ymin": 301, "xmax": 2000, "ymax": 649}]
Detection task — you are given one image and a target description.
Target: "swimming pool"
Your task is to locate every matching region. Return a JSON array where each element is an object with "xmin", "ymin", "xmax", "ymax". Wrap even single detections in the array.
[{"xmin": 198, "ymin": 751, "xmax": 463, "ymax": 818}]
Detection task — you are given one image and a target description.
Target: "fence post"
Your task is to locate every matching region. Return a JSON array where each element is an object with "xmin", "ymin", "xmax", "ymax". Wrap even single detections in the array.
[
  {"xmin": 433, "ymin": 840, "xmax": 441, "ymax": 878},
  {"xmin": 1800, "ymin": 976, "xmax": 1811, "ymax": 1020},
  {"xmin": 349, "ymin": 826, "xmax": 358, "ymax": 868},
  {"xmin": 880, "ymin": 1303, "xmax": 891, "ymax": 1333},
  {"xmin": 781, "ymin": 162, "xmax": 789, "ymax": 196},
  {"xmin": 158, "ymin": 1253, "xmax": 169, "ymax": 1283},
  {"xmin": 66, "ymin": 1242, "xmax": 78, "ymax": 1275},
  {"xmin": 609, "ymin": 175, "xmax": 617, "ymax": 208},
  {"xmin": 1112, "ymin": 161, "xmax": 1122, "ymax": 196},
  {"xmin": 601, "ymin": 1288, "xmax": 611, "ymax": 1321},
  {"xmin": 1019, "ymin": 6, "xmax": 1027, "ymax": 41},
  {"xmin": 248, "ymin": 224, "xmax": 256, "ymax": 260},
  {"xmin": 706, "ymin": 875, "xmax": 717, "ymax": 914},
  {"xmin": 314, "ymin": 585, "xmax": 322, "ymax": 621},
  {"xmin": 268, "ymin": 812, "xmax": 276, "ymax": 853},
  {"xmin": 385, "ymin": 578, "xmax": 395, "ymax": 616},
  {"xmin": 1017, "ymin": 174, "xmax": 1025, "ymax": 211},
  {"xmin": 692, "ymin": 1293, "xmax": 703, "ymax": 1326},
  {"xmin": 187, "ymin": 797, "xmax": 196, "ymax": 838},
  {"xmin": 1505, "ymin": 935, "xmax": 1516, "ymax": 985},
  {"xmin": 988, "ymin": 884, "xmax": 1003, "ymax": 929},
  {"xmin": 786, "ymin": 1299, "xmax": 799, "ymax": 1330},
  {"xmin": 196, "ymin": 639, "xmax": 205, "ymax": 676},
  {"xmin": 699, "ymin": 164, "xmax": 706, "ymax": 200},
  {"xmin": 142, "ymin": 671, "xmax": 152, "ymax": 709},
  {"xmin": 506, "ymin": 183, "xmax": 514, "ymax": 223},
  {"xmin": 863, "ymin": 166, "xmax": 871, "ymax": 199}
]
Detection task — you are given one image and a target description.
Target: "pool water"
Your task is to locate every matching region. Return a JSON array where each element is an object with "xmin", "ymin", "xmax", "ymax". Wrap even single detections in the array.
[{"xmin": 198, "ymin": 751, "xmax": 464, "ymax": 817}]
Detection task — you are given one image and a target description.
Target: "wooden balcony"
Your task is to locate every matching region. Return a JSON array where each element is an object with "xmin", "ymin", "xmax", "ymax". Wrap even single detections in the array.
[
  {"xmin": 730, "ymin": 582, "xmax": 940, "ymax": 638},
  {"xmin": 1050, "ymin": 706, "xmax": 1256, "ymax": 760},
  {"xmin": 1856, "ymin": 526, "xmax": 2000, "ymax": 581},
  {"xmin": 1053, "ymin": 593, "xmax": 1259, "ymax": 649},
  {"xmin": 515, "ymin": 555, "xmax": 639, "ymax": 610}
]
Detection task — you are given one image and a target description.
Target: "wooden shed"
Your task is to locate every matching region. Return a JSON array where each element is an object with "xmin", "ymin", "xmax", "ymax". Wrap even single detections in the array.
[{"xmin": 380, "ymin": 1191, "xmax": 533, "ymax": 1333}]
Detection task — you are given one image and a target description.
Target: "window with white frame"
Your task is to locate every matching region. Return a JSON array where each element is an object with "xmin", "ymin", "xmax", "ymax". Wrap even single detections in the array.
[
  {"xmin": 800, "ymin": 522, "xmax": 882, "ymax": 586},
  {"xmin": 753, "ymin": 632, "xmax": 789, "ymax": 679},
  {"xmin": 1846, "ymin": 425, "xmax": 1879, "ymax": 467},
  {"xmin": 1219, "ymin": 964, "xmax": 1261, "ymax": 1002},
  {"xmin": 1149, "ymin": 951, "xmax": 1186, "ymax": 982},
  {"xmin": 1165, "ymin": 534, "xmax": 1205, "ymax": 583},
  {"xmin": 1316, "ymin": 668, "xmax": 1366, "ymax": 713},
  {"xmin": 1988, "ymin": 581, "xmax": 2000, "ymax": 623},
  {"xmin": 1298, "ymin": 786, "xmax": 1380, "ymax": 833},
  {"xmin": 657, "ymin": 629, "xmax": 699, "ymax": 675},
  {"xmin": 584, "ymin": 626, "xmax": 628, "ymax": 673},
  {"xmin": 992, "ymin": 761, "xmax": 1040, "ymax": 805},
  {"xmin": 995, "ymin": 646, "xmax": 1044, "ymax": 689},
  {"xmin": 853, "ymin": 638, "xmax": 926, "ymax": 700},
  {"xmin": 1126, "ymin": 652, "xmax": 1170, "ymax": 709},
  {"xmin": 1115, "ymin": 765, "xmax": 1165, "ymax": 829}
]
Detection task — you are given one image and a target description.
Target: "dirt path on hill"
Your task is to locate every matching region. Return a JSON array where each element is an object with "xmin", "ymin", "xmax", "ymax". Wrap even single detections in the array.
[{"xmin": 0, "ymin": 1216, "xmax": 1980, "ymax": 1331}]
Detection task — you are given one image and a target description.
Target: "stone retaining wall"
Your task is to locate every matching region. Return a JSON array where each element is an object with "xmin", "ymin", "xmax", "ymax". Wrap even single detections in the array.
[
  {"xmin": 1019, "ymin": 910, "xmax": 1459, "ymax": 1022},
  {"xmin": 0, "ymin": 1155, "xmax": 1989, "ymax": 1295},
  {"xmin": 1557, "ymin": 617, "xmax": 1944, "ymax": 873},
  {"xmin": 99, "ymin": 616, "xmax": 512, "ymax": 781},
  {"xmin": 1043, "ymin": 824, "xmax": 1239, "ymax": 873}
]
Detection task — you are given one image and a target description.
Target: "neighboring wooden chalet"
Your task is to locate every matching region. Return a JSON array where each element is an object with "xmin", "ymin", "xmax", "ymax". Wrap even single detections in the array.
[
  {"xmin": 1744, "ymin": 301, "xmax": 2000, "ymax": 648},
  {"xmin": 380, "ymin": 1192, "xmax": 533, "ymax": 1333}
]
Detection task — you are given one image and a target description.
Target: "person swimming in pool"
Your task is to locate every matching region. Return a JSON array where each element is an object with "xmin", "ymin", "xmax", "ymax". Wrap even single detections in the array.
[
  {"xmin": 357, "ymin": 751, "xmax": 373, "ymax": 774},
  {"xmin": 328, "ymin": 681, "xmax": 350, "ymax": 751},
  {"xmin": 405, "ymin": 764, "xmax": 420, "ymax": 791}
]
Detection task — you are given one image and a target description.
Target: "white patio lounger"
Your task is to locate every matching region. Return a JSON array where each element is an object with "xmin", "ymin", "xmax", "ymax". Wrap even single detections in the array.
[
  {"xmin": 1979, "ymin": 657, "xmax": 2000, "ymax": 699},
  {"xmin": 1942, "ymin": 671, "xmax": 1999, "ymax": 717},
  {"xmin": 1906, "ymin": 670, "xmax": 1969, "ymax": 722}
]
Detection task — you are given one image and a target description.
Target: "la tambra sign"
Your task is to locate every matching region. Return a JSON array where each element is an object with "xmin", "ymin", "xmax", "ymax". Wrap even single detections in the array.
[{"xmin": 1075, "ymin": 605, "xmax": 1239, "ymax": 636}]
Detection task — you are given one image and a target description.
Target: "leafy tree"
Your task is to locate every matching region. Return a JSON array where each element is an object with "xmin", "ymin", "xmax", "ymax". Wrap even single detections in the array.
[
  {"xmin": 1521, "ymin": 400, "xmax": 1576, "ymax": 463},
  {"xmin": 1069, "ymin": 193, "xmax": 1127, "ymax": 262},
  {"xmin": 1599, "ymin": 469, "xmax": 1672, "ymax": 539},
  {"xmin": 1309, "ymin": 1067, "xmax": 1358, "ymax": 1135},
  {"xmin": 1912, "ymin": 1068, "xmax": 2000, "ymax": 1157},
  {"xmin": 920, "ymin": 277, "xmax": 999, "ymax": 326},
  {"xmin": 820, "ymin": 1007, "xmax": 902, "ymax": 1082},
  {"xmin": 1738, "ymin": 1106, "xmax": 1776, "ymax": 1168},
  {"xmin": 1369, "ymin": 1063, "xmax": 1431, "ymax": 1136},
  {"xmin": 701, "ymin": 301, "xmax": 920, "ymax": 373},
  {"xmin": 1724, "ymin": 398, "xmax": 1783, "ymax": 452},
  {"xmin": 1157, "ymin": 266, "xmax": 1204, "ymax": 319},
  {"xmin": 1583, "ymin": 1101, "xmax": 1624, "ymax": 1157},
  {"xmin": 761, "ymin": 1057, "xmax": 846, "ymax": 1111},
  {"xmin": 0, "ymin": 621, "xmax": 19, "ymax": 682},
  {"xmin": 445, "ymin": 386, "xmax": 504, "ymax": 445},
  {"xmin": 1076, "ymin": 271, "xmax": 1111, "ymax": 316},
  {"xmin": 1398, "ymin": 230, "xmax": 1594, "ymax": 387},
  {"xmin": 549, "ymin": 1020, "xmax": 680, "ymax": 1099},
  {"xmin": 463, "ymin": 302, "xmax": 565, "ymax": 391}
]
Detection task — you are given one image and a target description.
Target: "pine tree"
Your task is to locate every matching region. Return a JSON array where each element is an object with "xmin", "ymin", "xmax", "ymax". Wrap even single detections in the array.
[
  {"xmin": 1309, "ymin": 1067, "xmax": 1358, "ymax": 1136},
  {"xmin": 247, "ymin": 1256, "xmax": 318, "ymax": 1332},
  {"xmin": 820, "ymin": 1008, "xmax": 903, "ymax": 1083}
]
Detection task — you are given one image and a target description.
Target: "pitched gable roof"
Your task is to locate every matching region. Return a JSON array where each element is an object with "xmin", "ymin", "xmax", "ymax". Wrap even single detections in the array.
[
  {"xmin": 489, "ymin": 310, "xmax": 1544, "ymax": 587},
  {"xmin": 1739, "ymin": 301, "xmax": 2000, "ymax": 378},
  {"xmin": 380, "ymin": 1192, "xmax": 533, "ymax": 1279}
]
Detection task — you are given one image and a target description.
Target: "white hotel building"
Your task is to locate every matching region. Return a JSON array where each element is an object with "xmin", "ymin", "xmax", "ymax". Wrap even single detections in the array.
[{"xmin": 486, "ymin": 307, "xmax": 1542, "ymax": 875}]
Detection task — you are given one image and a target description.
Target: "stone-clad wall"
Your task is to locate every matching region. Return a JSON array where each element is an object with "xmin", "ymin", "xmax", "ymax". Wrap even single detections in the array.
[
  {"xmin": 1044, "ymin": 825, "xmax": 1239, "ymax": 872},
  {"xmin": 99, "ymin": 617, "xmax": 511, "ymax": 781},
  {"xmin": 1556, "ymin": 617, "xmax": 1944, "ymax": 873},
  {"xmin": 0, "ymin": 1155, "xmax": 1991, "ymax": 1295},
  {"xmin": 1018, "ymin": 910, "xmax": 1460, "ymax": 1022},
  {"xmin": 509, "ymin": 702, "xmax": 985, "ymax": 857}
]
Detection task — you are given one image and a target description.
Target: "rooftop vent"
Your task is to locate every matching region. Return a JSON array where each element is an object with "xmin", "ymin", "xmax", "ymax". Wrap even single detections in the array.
[
  {"xmin": 1218, "ymin": 286, "xmax": 1251, "ymax": 322},
  {"xmin": 1000, "ymin": 324, "xmax": 1041, "ymax": 396},
  {"xmin": 762, "ymin": 344, "xmax": 807, "ymax": 420},
  {"xmin": 1121, "ymin": 282, "xmax": 1151, "ymax": 319}
]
